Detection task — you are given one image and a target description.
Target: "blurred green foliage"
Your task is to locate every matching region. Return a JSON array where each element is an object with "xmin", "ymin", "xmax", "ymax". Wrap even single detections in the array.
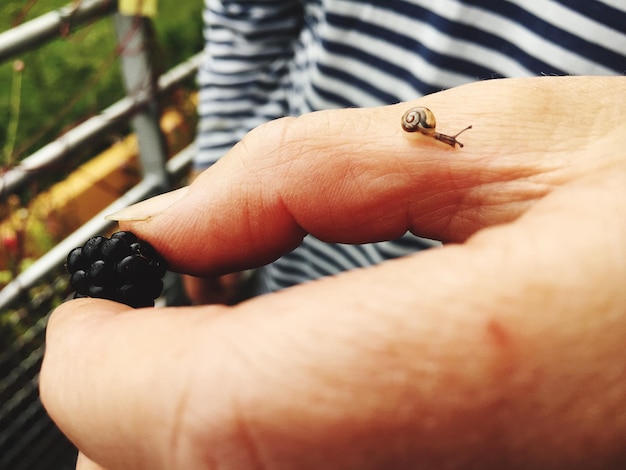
[{"xmin": 0, "ymin": 0, "xmax": 203, "ymax": 166}]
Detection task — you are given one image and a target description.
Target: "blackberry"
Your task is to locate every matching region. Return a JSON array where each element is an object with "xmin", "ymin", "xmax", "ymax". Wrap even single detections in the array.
[{"xmin": 66, "ymin": 231, "xmax": 167, "ymax": 308}]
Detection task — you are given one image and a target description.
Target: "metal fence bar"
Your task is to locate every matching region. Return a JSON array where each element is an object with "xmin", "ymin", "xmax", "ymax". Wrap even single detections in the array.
[
  {"xmin": 0, "ymin": 95, "xmax": 142, "ymax": 199},
  {"xmin": 166, "ymin": 143, "xmax": 195, "ymax": 179},
  {"xmin": 115, "ymin": 13, "xmax": 169, "ymax": 191},
  {"xmin": 158, "ymin": 51, "xmax": 203, "ymax": 92},
  {"xmin": 0, "ymin": 0, "xmax": 118, "ymax": 63},
  {"xmin": 0, "ymin": 51, "xmax": 202, "ymax": 199}
]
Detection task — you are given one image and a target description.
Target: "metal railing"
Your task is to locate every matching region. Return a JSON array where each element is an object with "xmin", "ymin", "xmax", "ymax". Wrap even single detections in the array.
[
  {"xmin": 0, "ymin": 1, "xmax": 200, "ymax": 467},
  {"xmin": 0, "ymin": 0, "xmax": 201, "ymax": 310},
  {"xmin": 0, "ymin": 0, "xmax": 117, "ymax": 62}
]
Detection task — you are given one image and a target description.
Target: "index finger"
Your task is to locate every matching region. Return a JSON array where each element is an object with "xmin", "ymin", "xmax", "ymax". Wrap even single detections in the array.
[{"xmin": 110, "ymin": 76, "xmax": 624, "ymax": 275}]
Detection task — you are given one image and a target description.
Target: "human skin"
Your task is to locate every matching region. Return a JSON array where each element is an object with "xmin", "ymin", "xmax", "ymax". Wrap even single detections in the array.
[{"xmin": 40, "ymin": 77, "xmax": 626, "ymax": 469}]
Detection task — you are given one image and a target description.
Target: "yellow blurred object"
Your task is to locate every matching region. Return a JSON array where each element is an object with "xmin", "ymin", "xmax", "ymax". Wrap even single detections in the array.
[
  {"xmin": 119, "ymin": 0, "xmax": 158, "ymax": 17},
  {"xmin": 0, "ymin": 106, "xmax": 193, "ymax": 271},
  {"xmin": 45, "ymin": 136, "xmax": 141, "ymax": 228}
]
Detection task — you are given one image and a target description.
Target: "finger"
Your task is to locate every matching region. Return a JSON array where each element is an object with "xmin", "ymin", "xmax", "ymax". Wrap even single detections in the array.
[
  {"xmin": 41, "ymin": 167, "xmax": 626, "ymax": 469},
  {"xmin": 41, "ymin": 299, "xmax": 233, "ymax": 470},
  {"xmin": 108, "ymin": 77, "xmax": 623, "ymax": 275},
  {"xmin": 76, "ymin": 452, "xmax": 107, "ymax": 470}
]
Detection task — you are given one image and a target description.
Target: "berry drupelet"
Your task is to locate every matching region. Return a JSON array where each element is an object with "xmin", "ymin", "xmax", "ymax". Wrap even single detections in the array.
[{"xmin": 66, "ymin": 231, "xmax": 167, "ymax": 308}]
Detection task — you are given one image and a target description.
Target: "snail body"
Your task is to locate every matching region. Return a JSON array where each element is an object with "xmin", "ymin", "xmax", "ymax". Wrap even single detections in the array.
[{"xmin": 401, "ymin": 106, "xmax": 471, "ymax": 148}]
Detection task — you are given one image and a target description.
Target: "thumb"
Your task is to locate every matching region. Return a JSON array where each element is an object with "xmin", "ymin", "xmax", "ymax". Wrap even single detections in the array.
[{"xmin": 108, "ymin": 76, "xmax": 622, "ymax": 275}]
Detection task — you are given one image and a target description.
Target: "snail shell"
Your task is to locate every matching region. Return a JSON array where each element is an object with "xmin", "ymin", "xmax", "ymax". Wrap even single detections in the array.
[{"xmin": 401, "ymin": 107, "xmax": 437, "ymax": 134}]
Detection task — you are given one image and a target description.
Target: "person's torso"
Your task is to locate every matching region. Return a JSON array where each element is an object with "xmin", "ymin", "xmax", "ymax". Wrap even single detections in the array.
[{"xmin": 287, "ymin": 0, "xmax": 626, "ymax": 114}]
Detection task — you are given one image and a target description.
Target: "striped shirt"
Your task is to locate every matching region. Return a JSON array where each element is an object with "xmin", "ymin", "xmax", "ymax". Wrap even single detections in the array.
[{"xmin": 196, "ymin": 0, "xmax": 626, "ymax": 293}]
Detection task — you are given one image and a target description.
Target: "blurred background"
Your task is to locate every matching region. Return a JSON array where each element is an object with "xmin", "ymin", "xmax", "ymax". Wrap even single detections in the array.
[{"xmin": 0, "ymin": 1, "xmax": 202, "ymax": 468}]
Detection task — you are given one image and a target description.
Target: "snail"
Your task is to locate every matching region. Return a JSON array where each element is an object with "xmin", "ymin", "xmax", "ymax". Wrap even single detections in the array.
[{"xmin": 401, "ymin": 107, "xmax": 472, "ymax": 148}]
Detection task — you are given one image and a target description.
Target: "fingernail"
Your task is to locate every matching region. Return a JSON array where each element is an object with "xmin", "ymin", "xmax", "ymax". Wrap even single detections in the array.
[{"xmin": 105, "ymin": 187, "xmax": 189, "ymax": 221}]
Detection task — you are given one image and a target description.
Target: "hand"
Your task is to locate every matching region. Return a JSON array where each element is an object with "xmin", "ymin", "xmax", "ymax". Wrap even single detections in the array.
[{"xmin": 40, "ymin": 77, "xmax": 626, "ymax": 469}]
